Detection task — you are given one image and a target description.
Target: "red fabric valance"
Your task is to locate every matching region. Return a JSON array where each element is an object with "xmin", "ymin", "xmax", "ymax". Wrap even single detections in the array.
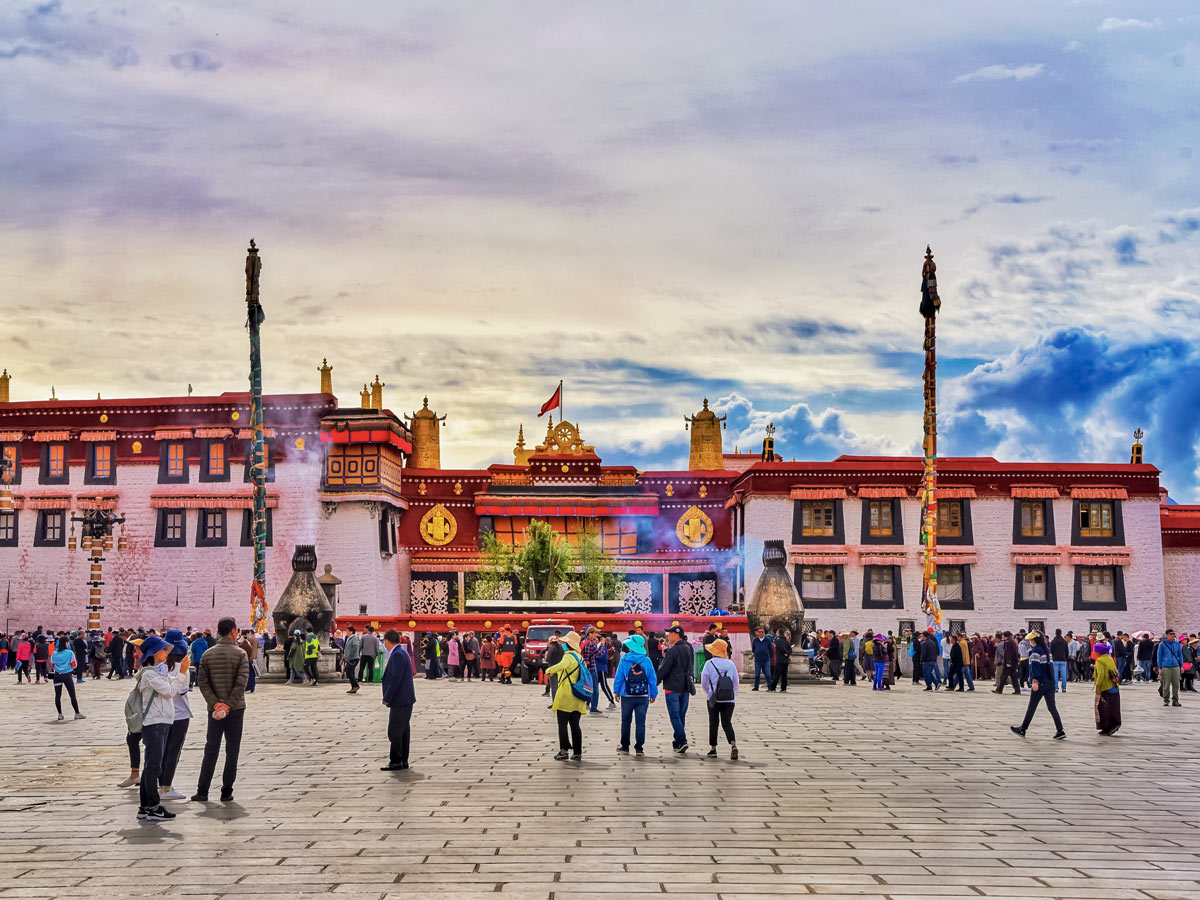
[
  {"xmin": 1071, "ymin": 487, "xmax": 1128, "ymax": 500},
  {"xmin": 1069, "ymin": 551, "xmax": 1131, "ymax": 567},
  {"xmin": 789, "ymin": 487, "xmax": 846, "ymax": 500},
  {"xmin": 0, "ymin": 431, "xmax": 24, "ymax": 442},
  {"xmin": 20, "ymin": 495, "xmax": 71, "ymax": 509},
  {"xmin": 150, "ymin": 493, "xmax": 279, "ymax": 510},
  {"xmin": 1012, "ymin": 552, "xmax": 1063, "ymax": 565},
  {"xmin": 32, "ymin": 431, "xmax": 70, "ymax": 442},
  {"xmin": 937, "ymin": 486, "xmax": 977, "ymax": 499},
  {"xmin": 77, "ymin": 495, "xmax": 119, "ymax": 510},
  {"xmin": 154, "ymin": 429, "xmax": 193, "ymax": 440},
  {"xmin": 237, "ymin": 428, "xmax": 277, "ymax": 439},
  {"xmin": 791, "ymin": 554, "xmax": 850, "ymax": 566},
  {"xmin": 1012, "ymin": 486, "xmax": 1061, "ymax": 499},
  {"xmin": 858, "ymin": 486, "xmax": 908, "ymax": 498},
  {"xmin": 195, "ymin": 428, "xmax": 234, "ymax": 439},
  {"xmin": 859, "ymin": 552, "xmax": 908, "ymax": 566},
  {"xmin": 79, "ymin": 430, "xmax": 117, "ymax": 442}
]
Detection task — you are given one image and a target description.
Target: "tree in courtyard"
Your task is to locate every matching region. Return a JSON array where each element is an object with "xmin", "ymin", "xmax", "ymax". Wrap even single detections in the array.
[
  {"xmin": 573, "ymin": 524, "xmax": 625, "ymax": 603},
  {"xmin": 514, "ymin": 519, "xmax": 573, "ymax": 603}
]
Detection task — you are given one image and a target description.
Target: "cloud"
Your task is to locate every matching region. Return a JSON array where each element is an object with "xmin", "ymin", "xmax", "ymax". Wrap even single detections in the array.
[
  {"xmin": 169, "ymin": 50, "xmax": 222, "ymax": 72},
  {"xmin": 1112, "ymin": 231, "xmax": 1146, "ymax": 266},
  {"xmin": 963, "ymin": 193, "xmax": 1052, "ymax": 217},
  {"xmin": 953, "ymin": 63, "xmax": 1044, "ymax": 84},
  {"xmin": 108, "ymin": 45, "xmax": 138, "ymax": 69},
  {"xmin": 1098, "ymin": 17, "xmax": 1162, "ymax": 32}
]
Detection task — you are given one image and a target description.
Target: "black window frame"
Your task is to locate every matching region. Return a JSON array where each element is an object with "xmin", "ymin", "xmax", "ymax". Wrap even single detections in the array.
[
  {"xmin": 793, "ymin": 564, "xmax": 846, "ymax": 609},
  {"xmin": 196, "ymin": 508, "xmax": 228, "ymax": 548},
  {"xmin": 240, "ymin": 508, "xmax": 274, "ymax": 547},
  {"xmin": 1012, "ymin": 498, "xmax": 1056, "ymax": 545},
  {"xmin": 154, "ymin": 508, "xmax": 187, "ymax": 548},
  {"xmin": 379, "ymin": 506, "xmax": 398, "ymax": 555},
  {"xmin": 937, "ymin": 498, "xmax": 974, "ymax": 546},
  {"xmin": 1071, "ymin": 499, "xmax": 1125, "ymax": 546},
  {"xmin": 791, "ymin": 499, "xmax": 845, "ymax": 545},
  {"xmin": 0, "ymin": 443, "xmax": 22, "ymax": 486},
  {"xmin": 242, "ymin": 440, "xmax": 276, "ymax": 483},
  {"xmin": 0, "ymin": 510, "xmax": 18, "ymax": 547},
  {"xmin": 158, "ymin": 441, "xmax": 190, "ymax": 484},
  {"xmin": 39, "ymin": 443, "xmax": 69, "ymax": 486},
  {"xmin": 1073, "ymin": 565, "xmax": 1127, "ymax": 612},
  {"xmin": 936, "ymin": 564, "xmax": 974, "ymax": 610},
  {"xmin": 84, "ymin": 442, "xmax": 117, "ymax": 485},
  {"xmin": 860, "ymin": 498, "xmax": 904, "ymax": 545},
  {"xmin": 199, "ymin": 439, "xmax": 231, "ymax": 483},
  {"xmin": 1013, "ymin": 564, "xmax": 1058, "ymax": 610},
  {"xmin": 34, "ymin": 509, "xmax": 66, "ymax": 547},
  {"xmin": 862, "ymin": 564, "xmax": 903, "ymax": 609}
]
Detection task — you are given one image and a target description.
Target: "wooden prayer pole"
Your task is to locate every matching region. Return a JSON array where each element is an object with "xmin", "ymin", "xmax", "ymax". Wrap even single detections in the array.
[
  {"xmin": 919, "ymin": 246, "xmax": 943, "ymax": 632},
  {"xmin": 246, "ymin": 240, "xmax": 270, "ymax": 634}
]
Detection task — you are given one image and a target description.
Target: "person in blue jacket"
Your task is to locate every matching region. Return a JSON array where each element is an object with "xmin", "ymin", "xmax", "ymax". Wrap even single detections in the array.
[
  {"xmin": 751, "ymin": 627, "xmax": 773, "ymax": 691},
  {"xmin": 1010, "ymin": 632, "xmax": 1065, "ymax": 740},
  {"xmin": 380, "ymin": 629, "xmax": 416, "ymax": 771},
  {"xmin": 1157, "ymin": 629, "xmax": 1184, "ymax": 707},
  {"xmin": 613, "ymin": 634, "xmax": 658, "ymax": 755}
]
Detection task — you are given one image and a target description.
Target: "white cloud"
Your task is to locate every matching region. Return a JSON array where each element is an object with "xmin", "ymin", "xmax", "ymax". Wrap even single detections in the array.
[
  {"xmin": 1098, "ymin": 17, "xmax": 1163, "ymax": 32},
  {"xmin": 953, "ymin": 63, "xmax": 1044, "ymax": 84}
]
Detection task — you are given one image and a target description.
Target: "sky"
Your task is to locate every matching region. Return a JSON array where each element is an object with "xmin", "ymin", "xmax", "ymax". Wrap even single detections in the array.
[{"xmin": 3, "ymin": 1, "xmax": 1200, "ymax": 497}]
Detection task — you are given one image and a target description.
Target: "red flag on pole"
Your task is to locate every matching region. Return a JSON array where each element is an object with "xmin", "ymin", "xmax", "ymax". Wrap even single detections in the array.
[{"xmin": 538, "ymin": 382, "xmax": 561, "ymax": 417}]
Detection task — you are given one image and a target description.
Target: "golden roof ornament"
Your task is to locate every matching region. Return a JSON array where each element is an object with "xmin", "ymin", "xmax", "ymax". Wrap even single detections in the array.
[
  {"xmin": 686, "ymin": 398, "xmax": 725, "ymax": 470},
  {"xmin": 318, "ymin": 358, "xmax": 333, "ymax": 394},
  {"xmin": 513, "ymin": 423, "xmax": 533, "ymax": 466},
  {"xmin": 404, "ymin": 396, "xmax": 446, "ymax": 469},
  {"xmin": 360, "ymin": 384, "xmax": 370, "ymax": 409}
]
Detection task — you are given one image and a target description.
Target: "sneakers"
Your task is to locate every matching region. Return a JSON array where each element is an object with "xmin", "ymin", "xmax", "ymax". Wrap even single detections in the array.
[
  {"xmin": 616, "ymin": 746, "xmax": 629, "ymax": 754},
  {"xmin": 588, "ymin": 710, "xmax": 603, "ymax": 715},
  {"xmin": 1052, "ymin": 731, "xmax": 1066, "ymax": 741},
  {"xmin": 137, "ymin": 806, "xmax": 176, "ymax": 822},
  {"xmin": 1172, "ymin": 701, "xmax": 1182, "ymax": 707},
  {"xmin": 160, "ymin": 788, "xmax": 186, "ymax": 801},
  {"xmin": 706, "ymin": 748, "xmax": 717, "ymax": 757},
  {"xmin": 607, "ymin": 702, "xmax": 617, "ymax": 710},
  {"xmin": 118, "ymin": 773, "xmax": 140, "ymax": 788},
  {"xmin": 74, "ymin": 713, "xmax": 86, "ymax": 720},
  {"xmin": 56, "ymin": 714, "xmax": 64, "ymax": 721},
  {"xmin": 219, "ymin": 791, "xmax": 234, "ymax": 802},
  {"xmin": 730, "ymin": 746, "xmax": 739, "ymax": 760},
  {"xmin": 570, "ymin": 753, "xmax": 582, "ymax": 761},
  {"xmin": 677, "ymin": 743, "xmax": 689, "ymax": 754},
  {"xmin": 190, "ymin": 792, "xmax": 209, "ymax": 802},
  {"xmin": 1010, "ymin": 726, "xmax": 1026, "ymax": 738}
]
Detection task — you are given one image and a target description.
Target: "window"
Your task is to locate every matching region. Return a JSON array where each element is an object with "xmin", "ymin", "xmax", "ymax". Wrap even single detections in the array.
[
  {"xmin": 1012, "ymin": 499, "xmax": 1055, "ymax": 545},
  {"xmin": 600, "ymin": 518, "xmax": 638, "ymax": 555},
  {"xmin": 1026, "ymin": 619, "xmax": 1046, "ymax": 635},
  {"xmin": 1088, "ymin": 619, "xmax": 1108, "ymax": 634},
  {"xmin": 1078, "ymin": 502, "xmax": 1113, "ymax": 538},
  {"xmin": 862, "ymin": 565, "xmax": 902, "ymax": 608},
  {"xmin": 492, "ymin": 516, "xmax": 584, "ymax": 547},
  {"xmin": 948, "ymin": 618, "xmax": 967, "ymax": 636},
  {"xmin": 34, "ymin": 510, "xmax": 65, "ymax": 547},
  {"xmin": 1014, "ymin": 565, "xmax": 1057, "ymax": 610},
  {"xmin": 801, "ymin": 502, "xmax": 835, "ymax": 536},
  {"xmin": 868, "ymin": 501, "xmax": 893, "ymax": 537},
  {"xmin": 939, "ymin": 501, "xmax": 962, "ymax": 537},
  {"xmin": 197, "ymin": 509, "xmax": 227, "ymax": 547},
  {"xmin": 939, "ymin": 566, "xmax": 962, "ymax": 601},
  {"xmin": 379, "ymin": 507, "xmax": 398, "ymax": 555},
  {"xmin": 159, "ymin": 441, "xmax": 189, "ymax": 483},
  {"xmin": 154, "ymin": 509, "xmax": 186, "ymax": 547},
  {"xmin": 240, "ymin": 509, "xmax": 274, "ymax": 547},
  {"xmin": 358, "ymin": 604, "xmax": 368, "ymax": 616},
  {"xmin": 0, "ymin": 444, "xmax": 21, "ymax": 485},
  {"xmin": 1078, "ymin": 566, "xmax": 1116, "ymax": 606},
  {"xmin": 40, "ymin": 443, "xmax": 68, "ymax": 485},
  {"xmin": 795, "ymin": 565, "xmax": 845, "ymax": 608},
  {"xmin": 0, "ymin": 511, "xmax": 17, "ymax": 547},
  {"xmin": 897, "ymin": 618, "xmax": 916, "ymax": 638},
  {"xmin": 200, "ymin": 440, "xmax": 229, "ymax": 482},
  {"xmin": 85, "ymin": 443, "xmax": 116, "ymax": 484}
]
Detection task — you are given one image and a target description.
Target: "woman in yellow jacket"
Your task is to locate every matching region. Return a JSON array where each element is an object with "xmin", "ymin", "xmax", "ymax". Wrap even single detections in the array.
[{"xmin": 546, "ymin": 631, "xmax": 588, "ymax": 761}]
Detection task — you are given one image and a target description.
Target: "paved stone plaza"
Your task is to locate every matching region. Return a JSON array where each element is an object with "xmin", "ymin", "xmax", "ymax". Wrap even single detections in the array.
[{"xmin": 1, "ymin": 672, "xmax": 1198, "ymax": 900}]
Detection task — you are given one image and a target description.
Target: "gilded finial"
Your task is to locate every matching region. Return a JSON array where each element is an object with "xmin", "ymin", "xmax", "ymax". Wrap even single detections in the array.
[
  {"xmin": 1134, "ymin": 428, "xmax": 1144, "ymax": 443},
  {"xmin": 318, "ymin": 358, "xmax": 333, "ymax": 394},
  {"xmin": 249, "ymin": 239, "xmax": 257, "ymax": 251},
  {"xmin": 360, "ymin": 383, "xmax": 370, "ymax": 410}
]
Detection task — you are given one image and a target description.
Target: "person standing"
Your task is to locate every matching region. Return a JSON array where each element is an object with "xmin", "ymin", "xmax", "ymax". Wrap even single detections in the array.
[
  {"xmin": 546, "ymin": 631, "xmax": 587, "ymax": 761},
  {"xmin": 1066, "ymin": 632, "xmax": 1080, "ymax": 683},
  {"xmin": 51, "ymin": 637, "xmax": 85, "ymax": 721},
  {"xmin": 543, "ymin": 632, "xmax": 564, "ymax": 703},
  {"xmin": 192, "ymin": 617, "xmax": 250, "ymax": 803},
  {"xmin": 595, "ymin": 634, "xmax": 616, "ymax": 709},
  {"xmin": 358, "ymin": 626, "xmax": 380, "ymax": 683},
  {"xmin": 108, "ymin": 630, "xmax": 125, "ymax": 679},
  {"xmin": 1136, "ymin": 634, "xmax": 1155, "ymax": 682},
  {"xmin": 158, "ymin": 632, "xmax": 193, "ymax": 802},
  {"xmin": 33, "ymin": 633, "xmax": 49, "ymax": 684},
  {"xmin": 582, "ymin": 628, "xmax": 602, "ymax": 713},
  {"xmin": 70, "ymin": 632, "xmax": 88, "ymax": 683},
  {"xmin": 380, "ymin": 629, "xmax": 416, "ymax": 771},
  {"xmin": 1048, "ymin": 629, "xmax": 1069, "ymax": 693},
  {"xmin": 496, "ymin": 626, "xmax": 517, "ymax": 684},
  {"xmin": 701, "ymin": 623, "xmax": 721, "ymax": 660},
  {"xmin": 1157, "ymin": 629, "xmax": 1184, "ymax": 707},
  {"xmin": 136, "ymin": 635, "xmax": 188, "ymax": 822},
  {"xmin": 462, "ymin": 631, "xmax": 480, "ymax": 682},
  {"xmin": 343, "ymin": 626, "xmax": 362, "ymax": 694},
  {"xmin": 751, "ymin": 627, "xmax": 772, "ymax": 691},
  {"xmin": 771, "ymin": 629, "xmax": 793, "ymax": 692},
  {"xmin": 237, "ymin": 630, "xmax": 259, "ymax": 694},
  {"xmin": 657, "ymin": 626, "xmax": 694, "ymax": 754},
  {"xmin": 840, "ymin": 631, "xmax": 857, "ymax": 686},
  {"xmin": 919, "ymin": 632, "xmax": 940, "ymax": 691},
  {"xmin": 825, "ymin": 629, "xmax": 842, "ymax": 684},
  {"xmin": 1010, "ymin": 633, "xmax": 1065, "ymax": 740},
  {"xmin": 303, "ymin": 627, "xmax": 320, "ymax": 685},
  {"xmin": 446, "ymin": 631, "xmax": 462, "ymax": 681},
  {"xmin": 1092, "ymin": 641, "xmax": 1121, "ymax": 735},
  {"xmin": 872, "ymin": 633, "xmax": 889, "ymax": 690},
  {"xmin": 613, "ymin": 633, "xmax": 658, "ymax": 755},
  {"xmin": 700, "ymin": 639, "xmax": 739, "ymax": 760},
  {"xmin": 88, "ymin": 633, "xmax": 106, "ymax": 680},
  {"xmin": 1183, "ymin": 637, "xmax": 1198, "ymax": 693},
  {"xmin": 480, "ymin": 634, "xmax": 496, "ymax": 681},
  {"xmin": 188, "ymin": 630, "xmax": 209, "ymax": 687},
  {"xmin": 994, "ymin": 632, "xmax": 1020, "ymax": 694}
]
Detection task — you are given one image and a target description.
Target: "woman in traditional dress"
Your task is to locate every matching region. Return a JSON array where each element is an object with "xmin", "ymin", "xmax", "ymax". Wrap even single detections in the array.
[{"xmin": 1093, "ymin": 641, "xmax": 1121, "ymax": 736}]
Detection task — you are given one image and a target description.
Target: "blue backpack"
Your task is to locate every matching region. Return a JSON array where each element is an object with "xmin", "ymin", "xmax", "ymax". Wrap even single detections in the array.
[
  {"xmin": 566, "ymin": 651, "xmax": 595, "ymax": 702},
  {"xmin": 624, "ymin": 662, "xmax": 650, "ymax": 696}
]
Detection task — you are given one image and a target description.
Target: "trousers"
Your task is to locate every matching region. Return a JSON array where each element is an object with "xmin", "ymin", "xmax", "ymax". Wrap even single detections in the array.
[
  {"xmin": 753, "ymin": 658, "xmax": 771, "ymax": 689},
  {"xmin": 388, "ymin": 702, "xmax": 412, "ymax": 765},
  {"xmin": 344, "ymin": 658, "xmax": 360, "ymax": 689},
  {"xmin": 161, "ymin": 718, "xmax": 191, "ymax": 787},
  {"xmin": 139, "ymin": 723, "xmax": 169, "ymax": 809},
  {"xmin": 664, "ymin": 691, "xmax": 689, "ymax": 748},
  {"xmin": 1053, "ymin": 661, "xmax": 1068, "ymax": 692},
  {"xmin": 195, "ymin": 707, "xmax": 245, "ymax": 796},
  {"xmin": 1160, "ymin": 667, "xmax": 1181, "ymax": 703},
  {"xmin": 619, "ymin": 695, "xmax": 649, "ymax": 751},
  {"xmin": 556, "ymin": 710, "xmax": 582, "ymax": 754},
  {"xmin": 52, "ymin": 673, "xmax": 80, "ymax": 715},
  {"xmin": 707, "ymin": 701, "xmax": 735, "ymax": 746},
  {"xmin": 1019, "ymin": 687, "xmax": 1063, "ymax": 733}
]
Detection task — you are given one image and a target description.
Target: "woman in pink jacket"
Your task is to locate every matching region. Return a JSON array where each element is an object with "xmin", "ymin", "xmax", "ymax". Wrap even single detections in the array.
[{"xmin": 15, "ymin": 635, "xmax": 33, "ymax": 684}]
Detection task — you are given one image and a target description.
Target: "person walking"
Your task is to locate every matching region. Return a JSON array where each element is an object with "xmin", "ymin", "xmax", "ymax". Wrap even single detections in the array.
[
  {"xmin": 15, "ymin": 633, "xmax": 32, "ymax": 684},
  {"xmin": 33, "ymin": 633, "xmax": 49, "ymax": 684},
  {"xmin": 88, "ymin": 633, "xmax": 106, "ymax": 680},
  {"xmin": 380, "ymin": 629, "xmax": 416, "ymax": 770},
  {"xmin": 947, "ymin": 633, "xmax": 965, "ymax": 691},
  {"xmin": 192, "ymin": 617, "xmax": 250, "ymax": 803},
  {"xmin": 1157, "ymin": 628, "xmax": 1184, "ymax": 707},
  {"xmin": 1092, "ymin": 640, "xmax": 1122, "ymax": 735},
  {"xmin": 700, "ymin": 639, "xmax": 739, "ymax": 760},
  {"xmin": 237, "ymin": 630, "xmax": 259, "ymax": 694},
  {"xmin": 595, "ymin": 634, "xmax": 617, "ymax": 709},
  {"xmin": 358, "ymin": 626, "xmax": 380, "ymax": 683},
  {"xmin": 994, "ymin": 632, "xmax": 1021, "ymax": 694},
  {"xmin": 158, "ymin": 631, "xmax": 193, "ymax": 802},
  {"xmin": 108, "ymin": 630, "xmax": 125, "ymax": 679},
  {"xmin": 581, "ymin": 628, "xmax": 603, "ymax": 713},
  {"xmin": 751, "ymin": 627, "xmax": 772, "ymax": 691},
  {"xmin": 872, "ymin": 633, "xmax": 889, "ymax": 690},
  {"xmin": 51, "ymin": 636, "xmax": 85, "ymax": 721},
  {"xmin": 546, "ymin": 631, "xmax": 587, "ymax": 761},
  {"xmin": 657, "ymin": 625, "xmax": 694, "ymax": 754},
  {"xmin": 70, "ymin": 632, "xmax": 88, "ymax": 683},
  {"xmin": 919, "ymin": 631, "xmax": 940, "ymax": 691},
  {"xmin": 303, "ymin": 627, "xmax": 320, "ymax": 685},
  {"xmin": 1010, "ymin": 633, "xmax": 1065, "ymax": 741},
  {"xmin": 496, "ymin": 626, "xmax": 517, "ymax": 684},
  {"xmin": 613, "ymin": 633, "xmax": 658, "ymax": 756},
  {"xmin": 135, "ymin": 635, "xmax": 189, "ymax": 822},
  {"xmin": 343, "ymin": 626, "xmax": 362, "ymax": 694},
  {"xmin": 957, "ymin": 633, "xmax": 975, "ymax": 691}
]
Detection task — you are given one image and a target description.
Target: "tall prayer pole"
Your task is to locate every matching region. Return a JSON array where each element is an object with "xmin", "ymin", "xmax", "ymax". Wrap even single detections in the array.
[
  {"xmin": 919, "ymin": 247, "xmax": 943, "ymax": 633},
  {"xmin": 246, "ymin": 240, "xmax": 270, "ymax": 634}
]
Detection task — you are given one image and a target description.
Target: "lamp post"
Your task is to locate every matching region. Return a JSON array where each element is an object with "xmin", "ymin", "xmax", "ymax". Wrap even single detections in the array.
[{"xmin": 71, "ymin": 501, "xmax": 126, "ymax": 632}]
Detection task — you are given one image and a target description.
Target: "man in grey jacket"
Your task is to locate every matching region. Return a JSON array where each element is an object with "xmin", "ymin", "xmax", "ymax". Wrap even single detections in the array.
[
  {"xmin": 359, "ymin": 627, "xmax": 381, "ymax": 683},
  {"xmin": 343, "ymin": 626, "xmax": 362, "ymax": 694}
]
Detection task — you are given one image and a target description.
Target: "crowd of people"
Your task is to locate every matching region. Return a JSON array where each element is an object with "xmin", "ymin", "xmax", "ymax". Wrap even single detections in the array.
[{"xmin": 2, "ymin": 617, "xmax": 1194, "ymax": 823}]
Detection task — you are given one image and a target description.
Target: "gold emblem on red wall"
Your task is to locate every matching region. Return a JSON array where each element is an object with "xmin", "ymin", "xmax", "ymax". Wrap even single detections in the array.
[
  {"xmin": 676, "ymin": 505, "xmax": 713, "ymax": 548},
  {"xmin": 420, "ymin": 503, "xmax": 457, "ymax": 546}
]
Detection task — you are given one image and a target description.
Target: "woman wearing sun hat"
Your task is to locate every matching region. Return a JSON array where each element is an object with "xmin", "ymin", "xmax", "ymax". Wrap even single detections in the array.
[
  {"xmin": 135, "ymin": 634, "xmax": 190, "ymax": 822},
  {"xmin": 1092, "ymin": 640, "xmax": 1121, "ymax": 735},
  {"xmin": 700, "ymin": 638, "xmax": 739, "ymax": 759},
  {"xmin": 545, "ymin": 630, "xmax": 587, "ymax": 760}
]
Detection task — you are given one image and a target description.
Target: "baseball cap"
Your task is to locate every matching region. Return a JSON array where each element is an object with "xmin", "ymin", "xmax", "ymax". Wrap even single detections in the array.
[{"xmin": 667, "ymin": 625, "xmax": 686, "ymax": 638}]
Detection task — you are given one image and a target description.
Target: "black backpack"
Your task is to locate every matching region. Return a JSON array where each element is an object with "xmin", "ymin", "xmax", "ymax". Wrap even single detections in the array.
[
  {"xmin": 624, "ymin": 663, "xmax": 649, "ymax": 696},
  {"xmin": 711, "ymin": 663, "xmax": 735, "ymax": 702}
]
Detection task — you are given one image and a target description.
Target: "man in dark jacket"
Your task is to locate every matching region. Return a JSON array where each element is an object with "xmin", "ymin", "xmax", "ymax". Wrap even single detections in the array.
[
  {"xmin": 824, "ymin": 629, "xmax": 842, "ymax": 684},
  {"xmin": 107, "ymin": 631, "xmax": 125, "ymax": 679},
  {"xmin": 993, "ymin": 632, "xmax": 1020, "ymax": 695},
  {"xmin": 380, "ymin": 629, "xmax": 416, "ymax": 770},
  {"xmin": 771, "ymin": 629, "xmax": 793, "ymax": 692},
  {"xmin": 1049, "ymin": 629, "xmax": 1069, "ymax": 693},
  {"xmin": 71, "ymin": 632, "xmax": 88, "ymax": 683},
  {"xmin": 656, "ymin": 626, "xmax": 694, "ymax": 753},
  {"xmin": 751, "ymin": 627, "xmax": 773, "ymax": 691},
  {"xmin": 543, "ymin": 632, "xmax": 564, "ymax": 700},
  {"xmin": 919, "ymin": 632, "xmax": 940, "ymax": 691},
  {"xmin": 193, "ymin": 617, "xmax": 250, "ymax": 803},
  {"xmin": 1136, "ymin": 636, "xmax": 1156, "ymax": 682}
]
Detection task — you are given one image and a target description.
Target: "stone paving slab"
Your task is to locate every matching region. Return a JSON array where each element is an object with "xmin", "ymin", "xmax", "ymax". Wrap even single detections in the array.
[{"xmin": 0, "ymin": 673, "xmax": 1198, "ymax": 899}]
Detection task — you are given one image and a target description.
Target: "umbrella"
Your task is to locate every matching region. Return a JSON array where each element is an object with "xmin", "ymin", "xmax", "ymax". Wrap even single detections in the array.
[{"xmin": 1131, "ymin": 630, "xmax": 1154, "ymax": 640}]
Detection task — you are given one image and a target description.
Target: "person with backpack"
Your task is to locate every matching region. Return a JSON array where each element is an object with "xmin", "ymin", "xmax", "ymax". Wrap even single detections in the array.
[
  {"xmin": 118, "ymin": 639, "xmax": 145, "ymax": 788},
  {"xmin": 656, "ymin": 625, "xmax": 694, "ymax": 754},
  {"xmin": 701, "ymin": 638, "xmax": 739, "ymax": 759},
  {"xmin": 594, "ymin": 634, "xmax": 616, "ymax": 710},
  {"xmin": 613, "ymin": 634, "xmax": 658, "ymax": 755},
  {"xmin": 545, "ymin": 630, "xmax": 589, "ymax": 760},
  {"xmin": 135, "ymin": 634, "xmax": 190, "ymax": 822}
]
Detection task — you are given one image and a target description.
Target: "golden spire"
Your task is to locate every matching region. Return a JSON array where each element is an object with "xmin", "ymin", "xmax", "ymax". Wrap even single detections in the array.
[
  {"xmin": 685, "ymin": 398, "xmax": 725, "ymax": 470},
  {"xmin": 0, "ymin": 368, "xmax": 9, "ymax": 404},
  {"xmin": 1131, "ymin": 428, "xmax": 1144, "ymax": 465},
  {"xmin": 360, "ymin": 383, "xmax": 370, "ymax": 409},
  {"xmin": 514, "ymin": 423, "xmax": 532, "ymax": 466},
  {"xmin": 370, "ymin": 375, "xmax": 384, "ymax": 410},
  {"xmin": 404, "ymin": 396, "xmax": 445, "ymax": 469},
  {"xmin": 319, "ymin": 358, "xmax": 333, "ymax": 395}
]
